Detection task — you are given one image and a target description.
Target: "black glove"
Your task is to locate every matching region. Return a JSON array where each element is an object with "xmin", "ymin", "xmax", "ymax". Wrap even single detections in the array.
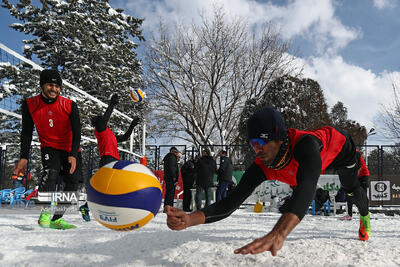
[{"xmin": 110, "ymin": 94, "xmax": 119, "ymax": 105}]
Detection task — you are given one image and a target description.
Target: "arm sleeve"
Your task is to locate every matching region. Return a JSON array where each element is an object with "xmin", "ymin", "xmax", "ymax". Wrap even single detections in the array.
[
  {"xmin": 116, "ymin": 119, "xmax": 139, "ymax": 143},
  {"xmin": 164, "ymin": 154, "xmax": 178, "ymax": 179},
  {"xmin": 283, "ymin": 135, "xmax": 322, "ymax": 220},
  {"xmin": 95, "ymin": 102, "xmax": 116, "ymax": 132},
  {"xmin": 69, "ymin": 101, "xmax": 81, "ymax": 158},
  {"xmin": 202, "ymin": 162, "xmax": 265, "ymax": 223},
  {"xmin": 20, "ymin": 100, "xmax": 34, "ymax": 159},
  {"xmin": 217, "ymin": 158, "xmax": 227, "ymax": 177}
]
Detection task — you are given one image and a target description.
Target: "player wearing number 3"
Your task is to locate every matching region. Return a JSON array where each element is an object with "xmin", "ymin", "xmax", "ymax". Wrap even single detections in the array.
[{"xmin": 14, "ymin": 69, "xmax": 82, "ymax": 230}]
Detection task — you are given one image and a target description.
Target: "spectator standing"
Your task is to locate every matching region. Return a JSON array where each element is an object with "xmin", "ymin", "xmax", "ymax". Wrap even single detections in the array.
[
  {"xmin": 195, "ymin": 149, "xmax": 217, "ymax": 210},
  {"xmin": 216, "ymin": 150, "xmax": 233, "ymax": 202},
  {"xmin": 181, "ymin": 156, "xmax": 198, "ymax": 212},
  {"xmin": 163, "ymin": 147, "xmax": 181, "ymax": 210}
]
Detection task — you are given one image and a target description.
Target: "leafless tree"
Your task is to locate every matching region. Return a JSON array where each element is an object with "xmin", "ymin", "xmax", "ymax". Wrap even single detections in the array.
[
  {"xmin": 378, "ymin": 81, "xmax": 400, "ymax": 140},
  {"xmin": 144, "ymin": 6, "xmax": 301, "ymax": 147}
]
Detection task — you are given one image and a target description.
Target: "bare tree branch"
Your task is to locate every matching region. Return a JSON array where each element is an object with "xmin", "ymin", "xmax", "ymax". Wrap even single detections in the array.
[{"xmin": 145, "ymin": 6, "xmax": 300, "ymax": 147}]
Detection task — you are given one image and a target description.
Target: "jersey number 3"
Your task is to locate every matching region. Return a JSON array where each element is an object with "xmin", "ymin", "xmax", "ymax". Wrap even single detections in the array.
[{"xmin": 49, "ymin": 119, "xmax": 54, "ymax": 127}]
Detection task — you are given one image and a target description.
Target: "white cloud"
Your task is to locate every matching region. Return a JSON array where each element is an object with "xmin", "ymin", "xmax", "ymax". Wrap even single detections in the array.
[
  {"xmin": 112, "ymin": 0, "xmax": 398, "ymax": 140},
  {"xmin": 303, "ymin": 55, "xmax": 398, "ymax": 129},
  {"xmin": 373, "ymin": 0, "xmax": 396, "ymax": 10},
  {"xmin": 113, "ymin": 0, "xmax": 360, "ymax": 55}
]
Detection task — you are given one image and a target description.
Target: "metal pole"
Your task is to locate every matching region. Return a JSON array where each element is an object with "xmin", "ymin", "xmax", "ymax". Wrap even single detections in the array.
[
  {"xmin": 0, "ymin": 146, "xmax": 3, "ymax": 189},
  {"xmin": 142, "ymin": 121, "xmax": 146, "ymax": 157}
]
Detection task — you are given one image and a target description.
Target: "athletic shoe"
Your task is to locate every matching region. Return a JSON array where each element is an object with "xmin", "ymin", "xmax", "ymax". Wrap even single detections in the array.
[
  {"xmin": 38, "ymin": 209, "xmax": 51, "ymax": 228},
  {"xmin": 359, "ymin": 212, "xmax": 371, "ymax": 241},
  {"xmin": 79, "ymin": 203, "xmax": 91, "ymax": 222},
  {"xmin": 50, "ymin": 218, "xmax": 77, "ymax": 230},
  {"xmin": 339, "ymin": 215, "xmax": 352, "ymax": 221}
]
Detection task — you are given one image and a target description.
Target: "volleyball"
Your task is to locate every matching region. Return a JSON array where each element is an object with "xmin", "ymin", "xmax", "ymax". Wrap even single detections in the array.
[
  {"xmin": 87, "ymin": 160, "xmax": 162, "ymax": 231},
  {"xmin": 130, "ymin": 88, "xmax": 145, "ymax": 103}
]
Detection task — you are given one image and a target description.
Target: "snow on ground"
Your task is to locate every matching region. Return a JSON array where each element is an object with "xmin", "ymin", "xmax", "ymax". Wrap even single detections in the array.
[{"xmin": 1, "ymin": 206, "xmax": 400, "ymax": 267}]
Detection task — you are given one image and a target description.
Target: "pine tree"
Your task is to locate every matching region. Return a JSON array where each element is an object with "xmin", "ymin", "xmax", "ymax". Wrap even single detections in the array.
[
  {"xmin": 1, "ymin": 0, "xmax": 145, "ymax": 148},
  {"xmin": 237, "ymin": 75, "xmax": 367, "ymax": 167},
  {"xmin": 258, "ymin": 75, "xmax": 332, "ymax": 130},
  {"xmin": 330, "ymin": 101, "xmax": 367, "ymax": 145}
]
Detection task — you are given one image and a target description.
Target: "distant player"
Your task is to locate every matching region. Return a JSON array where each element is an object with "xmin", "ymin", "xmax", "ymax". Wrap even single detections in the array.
[
  {"xmin": 340, "ymin": 151, "xmax": 370, "ymax": 220},
  {"xmin": 166, "ymin": 107, "xmax": 371, "ymax": 256},
  {"xmin": 79, "ymin": 94, "xmax": 141, "ymax": 221}
]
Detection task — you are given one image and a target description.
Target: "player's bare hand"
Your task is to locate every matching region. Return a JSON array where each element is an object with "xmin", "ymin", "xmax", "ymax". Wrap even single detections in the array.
[
  {"xmin": 166, "ymin": 206, "xmax": 190, "ymax": 230},
  {"xmin": 234, "ymin": 231, "xmax": 285, "ymax": 256},
  {"xmin": 68, "ymin": 156, "xmax": 77, "ymax": 174},
  {"xmin": 13, "ymin": 159, "xmax": 27, "ymax": 175}
]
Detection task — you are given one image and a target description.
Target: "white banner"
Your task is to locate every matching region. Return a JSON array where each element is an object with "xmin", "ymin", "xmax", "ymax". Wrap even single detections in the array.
[
  {"xmin": 244, "ymin": 174, "xmax": 341, "ymax": 204},
  {"xmin": 370, "ymin": 181, "xmax": 390, "ymax": 201}
]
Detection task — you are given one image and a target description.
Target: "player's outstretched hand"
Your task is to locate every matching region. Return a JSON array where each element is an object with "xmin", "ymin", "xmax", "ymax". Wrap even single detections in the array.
[
  {"xmin": 234, "ymin": 231, "xmax": 285, "ymax": 256},
  {"xmin": 166, "ymin": 206, "xmax": 190, "ymax": 230},
  {"xmin": 110, "ymin": 94, "xmax": 119, "ymax": 105}
]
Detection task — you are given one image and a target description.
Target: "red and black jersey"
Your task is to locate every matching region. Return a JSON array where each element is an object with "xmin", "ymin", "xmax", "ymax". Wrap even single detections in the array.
[
  {"xmin": 255, "ymin": 126, "xmax": 346, "ymax": 186},
  {"xmin": 26, "ymin": 95, "xmax": 74, "ymax": 151},
  {"xmin": 201, "ymin": 126, "xmax": 364, "ymax": 223},
  {"xmin": 94, "ymin": 126, "xmax": 120, "ymax": 160}
]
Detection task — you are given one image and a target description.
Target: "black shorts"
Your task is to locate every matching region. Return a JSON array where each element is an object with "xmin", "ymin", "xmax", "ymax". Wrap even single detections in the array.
[
  {"xmin": 99, "ymin": 155, "xmax": 119, "ymax": 168},
  {"xmin": 41, "ymin": 147, "xmax": 82, "ymax": 187}
]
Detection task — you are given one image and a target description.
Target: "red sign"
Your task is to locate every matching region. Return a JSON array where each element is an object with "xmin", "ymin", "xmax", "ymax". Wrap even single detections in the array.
[{"xmin": 152, "ymin": 170, "xmax": 184, "ymax": 199}]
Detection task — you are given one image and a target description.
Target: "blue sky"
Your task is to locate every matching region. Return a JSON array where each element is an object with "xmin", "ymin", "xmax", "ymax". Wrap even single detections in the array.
[{"xmin": 1, "ymin": 0, "xmax": 399, "ymax": 143}]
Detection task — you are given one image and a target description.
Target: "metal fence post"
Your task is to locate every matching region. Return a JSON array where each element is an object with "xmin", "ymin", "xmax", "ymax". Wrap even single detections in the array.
[
  {"xmin": 87, "ymin": 145, "xmax": 94, "ymax": 183},
  {"xmin": 0, "ymin": 146, "xmax": 3, "ymax": 188},
  {"xmin": 378, "ymin": 146, "xmax": 383, "ymax": 178}
]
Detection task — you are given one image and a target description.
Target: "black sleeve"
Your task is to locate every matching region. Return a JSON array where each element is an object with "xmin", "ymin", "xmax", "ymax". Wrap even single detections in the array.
[
  {"xmin": 164, "ymin": 154, "xmax": 178, "ymax": 179},
  {"xmin": 202, "ymin": 162, "xmax": 265, "ymax": 223},
  {"xmin": 95, "ymin": 102, "xmax": 116, "ymax": 132},
  {"xmin": 69, "ymin": 101, "xmax": 81, "ymax": 158},
  {"xmin": 20, "ymin": 100, "xmax": 34, "ymax": 159},
  {"xmin": 284, "ymin": 135, "xmax": 322, "ymax": 220},
  {"xmin": 217, "ymin": 158, "xmax": 227, "ymax": 177},
  {"xmin": 116, "ymin": 118, "xmax": 140, "ymax": 143}
]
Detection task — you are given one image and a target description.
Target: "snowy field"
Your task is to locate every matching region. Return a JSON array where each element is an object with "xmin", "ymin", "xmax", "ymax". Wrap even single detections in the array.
[{"xmin": 1, "ymin": 206, "xmax": 400, "ymax": 267}]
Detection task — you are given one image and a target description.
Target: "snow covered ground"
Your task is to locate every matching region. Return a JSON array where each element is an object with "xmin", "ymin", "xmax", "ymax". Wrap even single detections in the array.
[{"xmin": 1, "ymin": 206, "xmax": 400, "ymax": 267}]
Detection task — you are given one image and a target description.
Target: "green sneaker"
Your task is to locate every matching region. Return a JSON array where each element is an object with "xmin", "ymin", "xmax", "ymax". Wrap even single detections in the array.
[
  {"xmin": 50, "ymin": 218, "xmax": 77, "ymax": 230},
  {"xmin": 359, "ymin": 212, "xmax": 371, "ymax": 241},
  {"xmin": 38, "ymin": 209, "xmax": 51, "ymax": 228},
  {"xmin": 79, "ymin": 203, "xmax": 91, "ymax": 222}
]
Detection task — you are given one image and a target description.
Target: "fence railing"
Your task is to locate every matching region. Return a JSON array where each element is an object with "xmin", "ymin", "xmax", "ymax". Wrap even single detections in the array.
[{"xmin": 1, "ymin": 143, "xmax": 399, "ymax": 189}]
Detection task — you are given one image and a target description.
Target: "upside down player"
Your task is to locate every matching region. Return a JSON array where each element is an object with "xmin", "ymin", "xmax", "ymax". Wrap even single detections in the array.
[
  {"xmin": 166, "ymin": 107, "xmax": 371, "ymax": 256},
  {"xmin": 14, "ymin": 69, "xmax": 82, "ymax": 230},
  {"xmin": 79, "ymin": 94, "xmax": 141, "ymax": 221}
]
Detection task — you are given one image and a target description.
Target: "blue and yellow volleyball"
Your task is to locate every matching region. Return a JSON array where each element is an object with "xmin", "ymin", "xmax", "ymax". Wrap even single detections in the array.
[
  {"xmin": 87, "ymin": 160, "xmax": 162, "ymax": 231},
  {"xmin": 130, "ymin": 88, "xmax": 145, "ymax": 103}
]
